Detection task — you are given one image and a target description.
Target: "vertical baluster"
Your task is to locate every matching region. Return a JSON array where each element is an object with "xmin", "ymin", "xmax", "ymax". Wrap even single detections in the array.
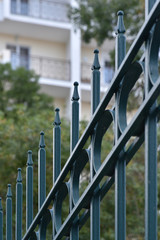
[
  {"xmin": 16, "ymin": 168, "xmax": 23, "ymax": 240},
  {"xmin": 6, "ymin": 184, "xmax": 12, "ymax": 240},
  {"xmin": 0, "ymin": 197, "xmax": 3, "ymax": 240},
  {"xmin": 145, "ymin": 1, "xmax": 157, "ymax": 239},
  {"xmin": 53, "ymin": 108, "xmax": 61, "ymax": 237},
  {"xmin": 38, "ymin": 131, "xmax": 46, "ymax": 210},
  {"xmin": 53, "ymin": 108, "xmax": 61, "ymax": 184},
  {"xmin": 71, "ymin": 82, "xmax": 79, "ymax": 152},
  {"xmin": 26, "ymin": 150, "xmax": 33, "ymax": 230},
  {"xmin": 90, "ymin": 49, "xmax": 100, "ymax": 240},
  {"xmin": 115, "ymin": 11, "xmax": 126, "ymax": 240},
  {"xmin": 70, "ymin": 82, "xmax": 80, "ymax": 240}
]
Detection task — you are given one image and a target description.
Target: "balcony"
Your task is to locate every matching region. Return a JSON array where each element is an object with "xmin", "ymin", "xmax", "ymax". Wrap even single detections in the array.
[
  {"xmin": 0, "ymin": 49, "xmax": 71, "ymax": 81},
  {"xmin": 31, "ymin": 56, "xmax": 70, "ymax": 81},
  {"xmin": 0, "ymin": 49, "xmax": 113, "ymax": 88},
  {"xmin": 10, "ymin": 0, "xmax": 70, "ymax": 23}
]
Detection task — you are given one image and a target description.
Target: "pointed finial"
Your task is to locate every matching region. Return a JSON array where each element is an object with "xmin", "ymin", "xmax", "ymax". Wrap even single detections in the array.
[
  {"xmin": 54, "ymin": 108, "xmax": 61, "ymax": 126},
  {"xmin": 72, "ymin": 82, "xmax": 80, "ymax": 101},
  {"xmin": 27, "ymin": 150, "xmax": 33, "ymax": 166},
  {"xmin": 116, "ymin": 11, "xmax": 125, "ymax": 34},
  {"xmin": 0, "ymin": 198, "xmax": 2, "ymax": 211},
  {"xmin": 7, "ymin": 184, "xmax": 12, "ymax": 198},
  {"xmin": 39, "ymin": 131, "xmax": 45, "ymax": 148},
  {"xmin": 17, "ymin": 168, "xmax": 22, "ymax": 183},
  {"xmin": 92, "ymin": 49, "xmax": 101, "ymax": 70}
]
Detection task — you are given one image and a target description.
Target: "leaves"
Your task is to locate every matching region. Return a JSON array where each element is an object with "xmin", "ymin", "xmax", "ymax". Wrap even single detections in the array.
[{"xmin": 69, "ymin": 0, "xmax": 144, "ymax": 45}]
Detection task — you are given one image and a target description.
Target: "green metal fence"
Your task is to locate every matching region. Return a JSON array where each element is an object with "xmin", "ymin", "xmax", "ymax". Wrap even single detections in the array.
[{"xmin": 1, "ymin": 0, "xmax": 160, "ymax": 239}]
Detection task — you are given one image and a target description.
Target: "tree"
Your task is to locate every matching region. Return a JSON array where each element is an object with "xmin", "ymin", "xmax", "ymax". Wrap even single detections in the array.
[
  {"xmin": 69, "ymin": 0, "xmax": 144, "ymax": 46},
  {"xmin": 0, "ymin": 63, "xmax": 53, "ymax": 118}
]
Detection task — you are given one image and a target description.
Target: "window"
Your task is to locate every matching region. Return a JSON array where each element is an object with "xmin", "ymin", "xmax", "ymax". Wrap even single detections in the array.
[
  {"xmin": 6, "ymin": 45, "xmax": 29, "ymax": 70},
  {"xmin": 20, "ymin": 47, "xmax": 29, "ymax": 69},
  {"xmin": 21, "ymin": 0, "xmax": 29, "ymax": 15},
  {"xmin": 11, "ymin": 0, "xmax": 29, "ymax": 15},
  {"xmin": 11, "ymin": 0, "xmax": 17, "ymax": 14},
  {"xmin": 103, "ymin": 61, "xmax": 114, "ymax": 84}
]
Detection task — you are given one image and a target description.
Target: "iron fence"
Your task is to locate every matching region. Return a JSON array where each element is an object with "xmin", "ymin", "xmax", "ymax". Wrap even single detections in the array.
[{"xmin": 1, "ymin": 0, "xmax": 160, "ymax": 239}]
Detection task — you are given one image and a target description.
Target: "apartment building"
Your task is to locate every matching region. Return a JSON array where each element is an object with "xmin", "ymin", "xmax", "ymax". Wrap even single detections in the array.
[{"xmin": 0, "ymin": 0, "xmax": 114, "ymax": 120}]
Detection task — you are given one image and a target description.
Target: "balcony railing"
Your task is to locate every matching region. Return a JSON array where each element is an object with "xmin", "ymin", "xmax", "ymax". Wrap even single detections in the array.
[
  {"xmin": 30, "ymin": 56, "xmax": 70, "ymax": 81},
  {"xmin": 4, "ymin": 52, "xmax": 71, "ymax": 81},
  {"xmin": 11, "ymin": 0, "xmax": 70, "ymax": 23}
]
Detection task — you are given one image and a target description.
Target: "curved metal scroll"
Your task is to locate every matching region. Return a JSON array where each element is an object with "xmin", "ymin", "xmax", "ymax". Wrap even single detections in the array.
[
  {"xmin": 72, "ymin": 149, "xmax": 90, "ymax": 206},
  {"xmin": 118, "ymin": 61, "xmax": 144, "ymax": 136},
  {"xmin": 39, "ymin": 209, "xmax": 52, "ymax": 240},
  {"xmin": 30, "ymin": 231, "xmax": 38, "ymax": 240},
  {"xmin": 93, "ymin": 110, "xmax": 115, "ymax": 174},
  {"xmin": 54, "ymin": 182, "xmax": 69, "ymax": 233},
  {"xmin": 149, "ymin": 19, "xmax": 160, "ymax": 84}
]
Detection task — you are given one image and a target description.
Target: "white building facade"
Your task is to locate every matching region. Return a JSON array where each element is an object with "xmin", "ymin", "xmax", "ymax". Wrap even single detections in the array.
[{"xmin": 0, "ymin": 0, "xmax": 114, "ymax": 120}]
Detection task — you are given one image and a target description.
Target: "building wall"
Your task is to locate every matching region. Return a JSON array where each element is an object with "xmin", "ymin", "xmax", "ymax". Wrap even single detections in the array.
[{"xmin": 0, "ymin": 33, "xmax": 67, "ymax": 59}]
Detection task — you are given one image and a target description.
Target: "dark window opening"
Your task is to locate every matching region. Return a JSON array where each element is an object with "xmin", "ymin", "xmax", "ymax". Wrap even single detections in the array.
[{"xmin": 103, "ymin": 61, "xmax": 114, "ymax": 84}]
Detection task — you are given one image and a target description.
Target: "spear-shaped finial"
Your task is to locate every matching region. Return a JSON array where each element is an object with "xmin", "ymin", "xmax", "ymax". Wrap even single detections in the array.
[
  {"xmin": 72, "ymin": 82, "xmax": 80, "ymax": 101},
  {"xmin": 7, "ymin": 184, "xmax": 12, "ymax": 198},
  {"xmin": 27, "ymin": 150, "xmax": 33, "ymax": 166},
  {"xmin": 54, "ymin": 108, "xmax": 61, "ymax": 126},
  {"xmin": 17, "ymin": 168, "xmax": 22, "ymax": 183},
  {"xmin": 92, "ymin": 49, "xmax": 101, "ymax": 70},
  {"xmin": 116, "ymin": 10, "xmax": 125, "ymax": 34},
  {"xmin": 39, "ymin": 131, "xmax": 45, "ymax": 148},
  {"xmin": 0, "ymin": 198, "xmax": 2, "ymax": 211}
]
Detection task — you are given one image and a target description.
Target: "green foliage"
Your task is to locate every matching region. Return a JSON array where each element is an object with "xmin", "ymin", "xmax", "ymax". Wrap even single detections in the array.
[
  {"xmin": 0, "ymin": 63, "xmax": 53, "ymax": 118},
  {"xmin": 69, "ymin": 0, "xmax": 144, "ymax": 45}
]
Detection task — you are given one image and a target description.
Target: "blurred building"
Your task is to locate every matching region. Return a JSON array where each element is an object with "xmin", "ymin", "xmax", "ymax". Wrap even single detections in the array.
[{"xmin": 0, "ymin": 0, "xmax": 114, "ymax": 120}]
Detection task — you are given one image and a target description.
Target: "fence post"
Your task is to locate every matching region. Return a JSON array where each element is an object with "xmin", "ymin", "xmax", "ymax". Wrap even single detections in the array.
[
  {"xmin": 0, "ymin": 197, "xmax": 3, "ymax": 240},
  {"xmin": 26, "ymin": 150, "xmax": 33, "ymax": 230},
  {"xmin": 115, "ymin": 11, "xmax": 126, "ymax": 240},
  {"xmin": 70, "ymin": 81, "xmax": 79, "ymax": 240},
  {"xmin": 16, "ymin": 168, "xmax": 23, "ymax": 240},
  {"xmin": 6, "ymin": 184, "xmax": 12, "ymax": 240},
  {"xmin": 53, "ymin": 108, "xmax": 61, "ymax": 183},
  {"xmin": 145, "ymin": 1, "xmax": 157, "ymax": 239},
  {"xmin": 53, "ymin": 108, "xmax": 61, "ymax": 237},
  {"xmin": 90, "ymin": 49, "xmax": 100, "ymax": 240},
  {"xmin": 38, "ymin": 131, "xmax": 46, "ymax": 210},
  {"xmin": 71, "ymin": 82, "xmax": 79, "ymax": 152}
]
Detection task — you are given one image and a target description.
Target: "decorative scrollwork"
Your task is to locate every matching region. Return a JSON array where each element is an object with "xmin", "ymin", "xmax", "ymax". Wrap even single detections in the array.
[
  {"xmin": 93, "ymin": 110, "xmax": 114, "ymax": 174},
  {"xmin": 54, "ymin": 182, "xmax": 69, "ymax": 233},
  {"xmin": 118, "ymin": 61, "xmax": 144, "ymax": 136},
  {"xmin": 149, "ymin": 19, "xmax": 160, "ymax": 84}
]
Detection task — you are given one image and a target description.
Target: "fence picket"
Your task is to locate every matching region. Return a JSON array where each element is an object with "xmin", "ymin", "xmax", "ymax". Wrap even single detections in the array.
[
  {"xmin": 90, "ymin": 49, "xmax": 101, "ymax": 240},
  {"xmin": 115, "ymin": 11, "xmax": 126, "ymax": 240},
  {"xmin": 70, "ymin": 81, "xmax": 80, "ymax": 240},
  {"xmin": 53, "ymin": 108, "xmax": 61, "ymax": 238},
  {"xmin": 26, "ymin": 150, "xmax": 33, "ymax": 230},
  {"xmin": 0, "ymin": 198, "xmax": 3, "ymax": 240},
  {"xmin": 38, "ymin": 131, "xmax": 46, "ymax": 210},
  {"xmin": 145, "ymin": 1, "xmax": 158, "ymax": 239},
  {"xmin": 16, "ymin": 168, "xmax": 23, "ymax": 240},
  {"xmin": 6, "ymin": 184, "xmax": 12, "ymax": 240}
]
